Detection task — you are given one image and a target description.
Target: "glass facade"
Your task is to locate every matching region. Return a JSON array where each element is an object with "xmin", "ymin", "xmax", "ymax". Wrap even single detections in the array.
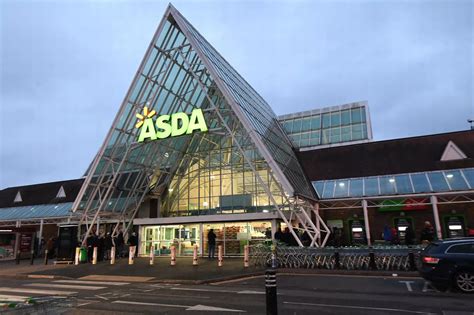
[
  {"xmin": 74, "ymin": 7, "xmax": 315, "ymax": 225},
  {"xmin": 278, "ymin": 102, "xmax": 370, "ymax": 148},
  {"xmin": 140, "ymin": 221, "xmax": 271, "ymax": 256},
  {"xmin": 313, "ymin": 167, "xmax": 474, "ymax": 199}
]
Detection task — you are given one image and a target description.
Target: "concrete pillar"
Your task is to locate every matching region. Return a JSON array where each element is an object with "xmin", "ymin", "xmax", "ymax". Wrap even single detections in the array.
[
  {"xmin": 38, "ymin": 219, "xmax": 44, "ymax": 255},
  {"xmin": 199, "ymin": 223, "xmax": 204, "ymax": 256},
  {"xmin": 271, "ymin": 219, "xmax": 277, "ymax": 241},
  {"xmin": 430, "ymin": 195, "xmax": 443, "ymax": 240},
  {"xmin": 362, "ymin": 200, "xmax": 372, "ymax": 246}
]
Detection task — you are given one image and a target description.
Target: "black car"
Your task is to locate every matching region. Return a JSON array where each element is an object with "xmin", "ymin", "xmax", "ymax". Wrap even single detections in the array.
[{"xmin": 419, "ymin": 238, "xmax": 474, "ymax": 293}]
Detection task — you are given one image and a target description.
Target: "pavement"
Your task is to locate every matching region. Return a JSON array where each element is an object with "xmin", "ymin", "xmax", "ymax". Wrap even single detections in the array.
[{"xmin": 1, "ymin": 257, "xmax": 420, "ymax": 284}]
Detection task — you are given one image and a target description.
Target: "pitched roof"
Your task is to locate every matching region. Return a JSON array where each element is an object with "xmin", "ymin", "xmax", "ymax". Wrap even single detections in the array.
[
  {"xmin": 0, "ymin": 178, "xmax": 84, "ymax": 208},
  {"xmin": 298, "ymin": 130, "xmax": 474, "ymax": 181}
]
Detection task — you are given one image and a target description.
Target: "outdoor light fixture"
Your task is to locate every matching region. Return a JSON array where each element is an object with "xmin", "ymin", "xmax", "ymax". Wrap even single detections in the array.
[
  {"xmin": 168, "ymin": 188, "xmax": 173, "ymax": 192},
  {"xmin": 446, "ymin": 174, "xmax": 454, "ymax": 179},
  {"xmin": 263, "ymin": 209, "xmax": 269, "ymax": 213},
  {"xmin": 0, "ymin": 230, "xmax": 13, "ymax": 232},
  {"xmin": 338, "ymin": 182, "xmax": 345, "ymax": 187},
  {"xmin": 352, "ymin": 227, "xmax": 363, "ymax": 232},
  {"xmin": 389, "ymin": 178, "xmax": 395, "ymax": 183},
  {"xmin": 449, "ymin": 225, "xmax": 462, "ymax": 230},
  {"xmin": 203, "ymin": 201, "xmax": 209, "ymax": 207}
]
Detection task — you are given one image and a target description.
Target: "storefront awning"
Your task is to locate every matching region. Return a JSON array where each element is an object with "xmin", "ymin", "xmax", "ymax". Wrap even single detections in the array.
[{"xmin": 0, "ymin": 202, "xmax": 73, "ymax": 221}]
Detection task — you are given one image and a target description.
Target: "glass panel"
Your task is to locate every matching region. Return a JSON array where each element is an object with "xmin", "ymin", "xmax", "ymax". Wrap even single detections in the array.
[
  {"xmin": 380, "ymin": 176, "xmax": 397, "ymax": 195},
  {"xmin": 444, "ymin": 170, "xmax": 469, "ymax": 190},
  {"xmin": 334, "ymin": 180, "xmax": 349, "ymax": 198},
  {"xmin": 411, "ymin": 173, "xmax": 431, "ymax": 193},
  {"xmin": 351, "ymin": 107, "xmax": 362, "ymax": 123},
  {"xmin": 341, "ymin": 126, "xmax": 351, "ymax": 142},
  {"xmin": 330, "ymin": 111, "xmax": 341, "ymax": 127},
  {"xmin": 427, "ymin": 172, "xmax": 450, "ymax": 191},
  {"xmin": 351, "ymin": 124, "xmax": 363, "ymax": 140},
  {"xmin": 394, "ymin": 174, "xmax": 413, "ymax": 194},
  {"xmin": 322, "ymin": 129, "xmax": 330, "ymax": 144},
  {"xmin": 301, "ymin": 117, "xmax": 311, "ymax": 132},
  {"xmin": 310, "ymin": 115, "xmax": 321, "ymax": 130},
  {"xmin": 341, "ymin": 110, "xmax": 350, "ymax": 125},
  {"xmin": 349, "ymin": 178, "xmax": 364, "ymax": 197},
  {"xmin": 330, "ymin": 128, "xmax": 341, "ymax": 143},
  {"xmin": 322, "ymin": 180, "xmax": 335, "ymax": 198},
  {"xmin": 364, "ymin": 177, "xmax": 379, "ymax": 196},
  {"xmin": 292, "ymin": 118, "xmax": 302, "ymax": 134},
  {"xmin": 313, "ymin": 181, "xmax": 324, "ymax": 197},
  {"xmin": 322, "ymin": 113, "xmax": 330, "ymax": 128},
  {"xmin": 462, "ymin": 168, "xmax": 474, "ymax": 188}
]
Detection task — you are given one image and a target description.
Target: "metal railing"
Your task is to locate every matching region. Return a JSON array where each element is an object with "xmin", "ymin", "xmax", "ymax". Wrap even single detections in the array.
[{"xmin": 250, "ymin": 244, "xmax": 422, "ymax": 271}]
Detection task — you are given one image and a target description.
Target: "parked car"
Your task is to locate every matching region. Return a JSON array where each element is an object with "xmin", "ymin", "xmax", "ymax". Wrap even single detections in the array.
[{"xmin": 419, "ymin": 238, "xmax": 474, "ymax": 293}]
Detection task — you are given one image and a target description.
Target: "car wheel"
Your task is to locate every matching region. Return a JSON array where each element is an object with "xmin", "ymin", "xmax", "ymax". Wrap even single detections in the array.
[{"xmin": 455, "ymin": 271, "xmax": 474, "ymax": 293}]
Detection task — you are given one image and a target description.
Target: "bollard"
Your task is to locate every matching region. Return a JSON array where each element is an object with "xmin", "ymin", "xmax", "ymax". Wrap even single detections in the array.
[
  {"xmin": 193, "ymin": 244, "xmax": 198, "ymax": 266},
  {"xmin": 44, "ymin": 250, "xmax": 49, "ymax": 265},
  {"xmin": 170, "ymin": 245, "xmax": 176, "ymax": 266},
  {"xmin": 92, "ymin": 247, "xmax": 98, "ymax": 265},
  {"xmin": 334, "ymin": 251, "xmax": 340, "ymax": 269},
  {"xmin": 244, "ymin": 245, "xmax": 249, "ymax": 268},
  {"xmin": 149, "ymin": 244, "xmax": 154, "ymax": 266},
  {"xmin": 30, "ymin": 250, "xmax": 35, "ymax": 265},
  {"xmin": 15, "ymin": 252, "xmax": 20, "ymax": 265},
  {"xmin": 129, "ymin": 246, "xmax": 135, "ymax": 265},
  {"xmin": 110, "ymin": 247, "xmax": 116, "ymax": 265},
  {"xmin": 265, "ymin": 269, "xmax": 278, "ymax": 315},
  {"xmin": 369, "ymin": 252, "xmax": 377, "ymax": 270},
  {"xmin": 218, "ymin": 245, "xmax": 223, "ymax": 267},
  {"xmin": 271, "ymin": 244, "xmax": 276, "ymax": 269},
  {"xmin": 408, "ymin": 252, "xmax": 416, "ymax": 271},
  {"xmin": 75, "ymin": 247, "xmax": 80, "ymax": 265}
]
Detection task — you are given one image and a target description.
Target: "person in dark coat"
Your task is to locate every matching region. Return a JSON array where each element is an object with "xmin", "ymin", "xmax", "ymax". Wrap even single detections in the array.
[
  {"xmin": 274, "ymin": 228, "xmax": 283, "ymax": 242},
  {"xmin": 128, "ymin": 232, "xmax": 138, "ymax": 257},
  {"xmin": 405, "ymin": 225, "xmax": 415, "ymax": 246},
  {"xmin": 207, "ymin": 229, "xmax": 216, "ymax": 259},
  {"xmin": 104, "ymin": 233, "xmax": 113, "ymax": 260},
  {"xmin": 420, "ymin": 221, "xmax": 435, "ymax": 243},
  {"xmin": 98, "ymin": 233, "xmax": 105, "ymax": 261},
  {"xmin": 116, "ymin": 231, "xmax": 124, "ymax": 258},
  {"xmin": 86, "ymin": 234, "xmax": 95, "ymax": 263}
]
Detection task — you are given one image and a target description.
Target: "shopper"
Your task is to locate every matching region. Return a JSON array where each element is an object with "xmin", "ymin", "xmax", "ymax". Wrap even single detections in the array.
[
  {"xmin": 128, "ymin": 232, "xmax": 138, "ymax": 258},
  {"xmin": 207, "ymin": 229, "xmax": 216, "ymax": 259},
  {"xmin": 274, "ymin": 228, "xmax": 283, "ymax": 242},
  {"xmin": 116, "ymin": 231, "xmax": 124, "ymax": 258},
  {"xmin": 405, "ymin": 225, "xmax": 415, "ymax": 246},
  {"xmin": 104, "ymin": 232, "xmax": 113, "ymax": 260},
  {"xmin": 420, "ymin": 221, "xmax": 435, "ymax": 243},
  {"xmin": 383, "ymin": 225, "xmax": 392, "ymax": 244}
]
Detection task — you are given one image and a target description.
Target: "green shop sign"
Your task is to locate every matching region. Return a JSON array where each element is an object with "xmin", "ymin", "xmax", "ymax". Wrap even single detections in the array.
[{"xmin": 135, "ymin": 107, "xmax": 208, "ymax": 143}]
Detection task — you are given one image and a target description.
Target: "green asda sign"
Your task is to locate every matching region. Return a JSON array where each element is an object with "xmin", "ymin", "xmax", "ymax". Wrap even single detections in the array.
[{"xmin": 135, "ymin": 107, "xmax": 208, "ymax": 143}]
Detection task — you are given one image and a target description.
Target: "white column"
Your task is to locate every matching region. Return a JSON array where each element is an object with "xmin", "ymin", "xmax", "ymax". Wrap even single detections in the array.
[
  {"xmin": 430, "ymin": 195, "xmax": 443, "ymax": 240},
  {"xmin": 362, "ymin": 199, "xmax": 372, "ymax": 246},
  {"xmin": 38, "ymin": 219, "xmax": 44, "ymax": 252},
  {"xmin": 315, "ymin": 203, "xmax": 321, "ymax": 246},
  {"xmin": 271, "ymin": 219, "xmax": 277, "ymax": 241},
  {"xmin": 199, "ymin": 223, "xmax": 204, "ymax": 256}
]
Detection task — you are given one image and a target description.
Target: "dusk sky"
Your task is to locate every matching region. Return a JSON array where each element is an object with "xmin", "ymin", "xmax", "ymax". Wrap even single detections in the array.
[{"xmin": 1, "ymin": 0, "xmax": 473, "ymax": 189}]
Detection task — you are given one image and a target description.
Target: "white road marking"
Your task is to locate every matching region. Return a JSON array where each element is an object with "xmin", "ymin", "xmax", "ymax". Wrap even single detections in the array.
[
  {"xmin": 186, "ymin": 304, "xmax": 245, "ymax": 312},
  {"xmin": 0, "ymin": 295, "xmax": 30, "ymax": 302},
  {"xmin": 399, "ymin": 281, "xmax": 414, "ymax": 292},
  {"xmin": 112, "ymin": 300, "xmax": 190, "ymax": 308},
  {"xmin": 94, "ymin": 295, "xmax": 109, "ymax": 301},
  {"xmin": 422, "ymin": 282, "xmax": 437, "ymax": 293},
  {"xmin": 54, "ymin": 280, "xmax": 130, "ymax": 286},
  {"xmin": 171, "ymin": 287, "xmax": 264, "ymax": 295},
  {"xmin": 25, "ymin": 283, "xmax": 106, "ymax": 290},
  {"xmin": 0, "ymin": 287, "xmax": 77, "ymax": 295},
  {"xmin": 112, "ymin": 301, "xmax": 246, "ymax": 312},
  {"xmin": 283, "ymin": 301, "xmax": 437, "ymax": 314}
]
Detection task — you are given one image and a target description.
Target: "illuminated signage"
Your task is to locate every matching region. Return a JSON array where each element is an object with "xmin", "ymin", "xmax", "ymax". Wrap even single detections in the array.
[{"xmin": 135, "ymin": 107, "xmax": 208, "ymax": 143}]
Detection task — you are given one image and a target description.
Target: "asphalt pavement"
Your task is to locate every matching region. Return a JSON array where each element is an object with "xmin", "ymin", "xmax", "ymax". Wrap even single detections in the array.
[{"xmin": 1, "ymin": 273, "xmax": 473, "ymax": 314}]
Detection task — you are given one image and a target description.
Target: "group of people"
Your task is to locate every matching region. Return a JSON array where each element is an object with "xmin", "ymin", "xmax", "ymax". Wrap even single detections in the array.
[
  {"xmin": 274, "ymin": 227, "xmax": 311, "ymax": 246},
  {"xmin": 383, "ymin": 221, "xmax": 435, "ymax": 245},
  {"xmin": 84, "ymin": 230, "xmax": 138, "ymax": 262}
]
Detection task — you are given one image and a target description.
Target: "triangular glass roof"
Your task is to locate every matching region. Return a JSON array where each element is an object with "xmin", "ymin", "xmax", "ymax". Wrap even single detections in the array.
[{"xmin": 72, "ymin": 5, "xmax": 315, "ymax": 221}]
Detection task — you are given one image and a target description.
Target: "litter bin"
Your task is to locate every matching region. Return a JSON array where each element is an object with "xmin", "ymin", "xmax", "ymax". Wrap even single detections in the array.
[{"xmin": 80, "ymin": 247, "xmax": 88, "ymax": 263}]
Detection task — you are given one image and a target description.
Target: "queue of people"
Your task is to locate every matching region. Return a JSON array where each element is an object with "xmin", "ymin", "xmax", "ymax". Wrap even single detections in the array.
[{"xmin": 83, "ymin": 230, "xmax": 137, "ymax": 263}]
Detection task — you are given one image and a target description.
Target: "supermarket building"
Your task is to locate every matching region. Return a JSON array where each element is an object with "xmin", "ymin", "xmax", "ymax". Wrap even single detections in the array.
[{"xmin": 1, "ymin": 5, "xmax": 473, "ymax": 259}]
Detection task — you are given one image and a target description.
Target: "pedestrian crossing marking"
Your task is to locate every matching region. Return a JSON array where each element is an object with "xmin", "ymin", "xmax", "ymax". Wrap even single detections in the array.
[
  {"xmin": 26, "ymin": 283, "xmax": 106, "ymax": 290},
  {"xmin": 54, "ymin": 280, "xmax": 130, "ymax": 286},
  {"xmin": 0, "ymin": 287, "xmax": 77, "ymax": 295},
  {"xmin": 0, "ymin": 294, "xmax": 30, "ymax": 302},
  {"xmin": 79, "ymin": 275, "xmax": 154, "ymax": 282}
]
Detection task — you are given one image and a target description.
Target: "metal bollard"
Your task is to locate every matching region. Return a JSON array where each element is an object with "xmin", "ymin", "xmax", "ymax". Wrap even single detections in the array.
[
  {"xmin": 92, "ymin": 247, "xmax": 98, "ymax": 265},
  {"xmin": 149, "ymin": 244, "xmax": 154, "ymax": 266},
  {"xmin": 334, "ymin": 252, "xmax": 340, "ymax": 269},
  {"xmin": 265, "ymin": 269, "xmax": 278, "ymax": 315},
  {"xmin": 244, "ymin": 245, "xmax": 249, "ymax": 268},
  {"xmin": 75, "ymin": 247, "xmax": 80, "ymax": 265},
  {"xmin": 30, "ymin": 250, "xmax": 35, "ymax": 265},
  {"xmin": 369, "ymin": 252, "xmax": 377, "ymax": 270},
  {"xmin": 218, "ymin": 245, "xmax": 223, "ymax": 267},
  {"xmin": 170, "ymin": 245, "xmax": 176, "ymax": 266},
  {"xmin": 408, "ymin": 252, "xmax": 416, "ymax": 271},
  {"xmin": 271, "ymin": 244, "xmax": 276, "ymax": 269},
  {"xmin": 129, "ymin": 246, "xmax": 135, "ymax": 265},
  {"xmin": 110, "ymin": 247, "xmax": 116, "ymax": 265},
  {"xmin": 44, "ymin": 250, "xmax": 49, "ymax": 265},
  {"xmin": 193, "ymin": 244, "xmax": 198, "ymax": 266}
]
